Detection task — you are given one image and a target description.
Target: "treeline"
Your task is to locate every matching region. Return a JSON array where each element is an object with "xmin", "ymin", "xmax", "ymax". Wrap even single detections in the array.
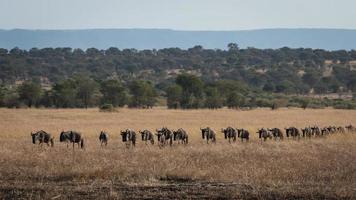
[
  {"xmin": 1, "ymin": 74, "xmax": 355, "ymax": 110},
  {"xmin": 0, "ymin": 76, "xmax": 156, "ymax": 109},
  {"xmin": 0, "ymin": 45, "xmax": 356, "ymax": 95}
]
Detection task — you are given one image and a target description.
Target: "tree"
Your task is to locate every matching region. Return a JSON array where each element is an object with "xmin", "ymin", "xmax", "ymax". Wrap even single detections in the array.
[
  {"xmin": 129, "ymin": 80, "xmax": 157, "ymax": 108},
  {"xmin": 204, "ymin": 87, "xmax": 223, "ymax": 109},
  {"xmin": 18, "ymin": 81, "xmax": 42, "ymax": 107},
  {"xmin": 75, "ymin": 76, "xmax": 100, "ymax": 108},
  {"xmin": 100, "ymin": 79, "xmax": 127, "ymax": 107},
  {"xmin": 176, "ymin": 74, "xmax": 204, "ymax": 108},
  {"xmin": 0, "ymin": 85, "xmax": 7, "ymax": 106},
  {"xmin": 263, "ymin": 82, "xmax": 275, "ymax": 92},
  {"xmin": 227, "ymin": 43, "xmax": 239, "ymax": 52},
  {"xmin": 226, "ymin": 92, "xmax": 245, "ymax": 109},
  {"xmin": 302, "ymin": 71, "xmax": 319, "ymax": 87},
  {"xmin": 52, "ymin": 79, "xmax": 78, "ymax": 108},
  {"xmin": 166, "ymin": 84, "xmax": 182, "ymax": 109}
]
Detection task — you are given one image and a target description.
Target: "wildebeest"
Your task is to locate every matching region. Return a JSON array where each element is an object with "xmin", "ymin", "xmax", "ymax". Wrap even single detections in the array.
[
  {"xmin": 236, "ymin": 128, "xmax": 249, "ymax": 142},
  {"xmin": 345, "ymin": 125, "xmax": 355, "ymax": 132},
  {"xmin": 139, "ymin": 130, "xmax": 154, "ymax": 145},
  {"xmin": 59, "ymin": 130, "xmax": 85, "ymax": 149},
  {"xmin": 321, "ymin": 127, "xmax": 330, "ymax": 135},
  {"xmin": 221, "ymin": 127, "xmax": 237, "ymax": 143},
  {"xmin": 257, "ymin": 128, "xmax": 272, "ymax": 141},
  {"xmin": 336, "ymin": 126, "xmax": 345, "ymax": 133},
  {"xmin": 120, "ymin": 129, "xmax": 136, "ymax": 148},
  {"xmin": 200, "ymin": 127, "xmax": 216, "ymax": 144},
  {"xmin": 285, "ymin": 127, "xmax": 300, "ymax": 139},
  {"xmin": 31, "ymin": 130, "xmax": 54, "ymax": 147},
  {"xmin": 99, "ymin": 131, "xmax": 109, "ymax": 147},
  {"xmin": 268, "ymin": 128, "xmax": 284, "ymax": 140},
  {"xmin": 156, "ymin": 127, "xmax": 173, "ymax": 147},
  {"xmin": 311, "ymin": 126, "xmax": 321, "ymax": 136},
  {"xmin": 327, "ymin": 126, "xmax": 337, "ymax": 134},
  {"xmin": 172, "ymin": 128, "xmax": 189, "ymax": 144},
  {"xmin": 301, "ymin": 127, "xmax": 312, "ymax": 138},
  {"xmin": 155, "ymin": 130, "xmax": 166, "ymax": 148}
]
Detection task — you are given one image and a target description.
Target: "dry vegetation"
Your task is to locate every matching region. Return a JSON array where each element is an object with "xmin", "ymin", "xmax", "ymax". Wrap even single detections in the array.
[{"xmin": 0, "ymin": 108, "xmax": 355, "ymax": 199}]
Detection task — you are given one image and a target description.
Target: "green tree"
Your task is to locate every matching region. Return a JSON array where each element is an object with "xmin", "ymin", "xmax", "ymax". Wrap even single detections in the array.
[
  {"xmin": 176, "ymin": 74, "xmax": 204, "ymax": 108},
  {"xmin": 226, "ymin": 92, "xmax": 245, "ymax": 109},
  {"xmin": 302, "ymin": 71, "xmax": 320, "ymax": 87},
  {"xmin": 0, "ymin": 85, "xmax": 6, "ymax": 106},
  {"xmin": 227, "ymin": 43, "xmax": 239, "ymax": 52},
  {"xmin": 52, "ymin": 79, "xmax": 78, "ymax": 108},
  {"xmin": 166, "ymin": 84, "xmax": 182, "ymax": 109},
  {"xmin": 18, "ymin": 81, "xmax": 42, "ymax": 107},
  {"xmin": 100, "ymin": 79, "xmax": 127, "ymax": 107},
  {"xmin": 263, "ymin": 82, "xmax": 275, "ymax": 92},
  {"xmin": 129, "ymin": 80, "xmax": 157, "ymax": 108},
  {"xmin": 75, "ymin": 76, "xmax": 100, "ymax": 108},
  {"xmin": 204, "ymin": 87, "xmax": 223, "ymax": 109}
]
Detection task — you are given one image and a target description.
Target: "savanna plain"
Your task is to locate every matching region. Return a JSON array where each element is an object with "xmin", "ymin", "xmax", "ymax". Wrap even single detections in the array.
[{"xmin": 0, "ymin": 108, "xmax": 355, "ymax": 199}]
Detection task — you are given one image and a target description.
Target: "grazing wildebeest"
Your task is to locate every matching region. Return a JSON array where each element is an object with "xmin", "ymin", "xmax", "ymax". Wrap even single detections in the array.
[
  {"xmin": 99, "ymin": 131, "xmax": 109, "ymax": 147},
  {"xmin": 311, "ymin": 126, "xmax": 321, "ymax": 136},
  {"xmin": 301, "ymin": 127, "xmax": 312, "ymax": 138},
  {"xmin": 236, "ymin": 128, "xmax": 249, "ymax": 142},
  {"xmin": 59, "ymin": 131, "xmax": 85, "ymax": 149},
  {"xmin": 321, "ymin": 127, "xmax": 330, "ymax": 135},
  {"xmin": 200, "ymin": 127, "xmax": 216, "ymax": 144},
  {"xmin": 345, "ymin": 125, "xmax": 355, "ymax": 132},
  {"xmin": 285, "ymin": 127, "xmax": 300, "ymax": 139},
  {"xmin": 31, "ymin": 130, "xmax": 54, "ymax": 147},
  {"xmin": 257, "ymin": 128, "xmax": 272, "ymax": 141},
  {"xmin": 268, "ymin": 128, "xmax": 284, "ymax": 140},
  {"xmin": 221, "ymin": 127, "xmax": 237, "ymax": 143},
  {"xmin": 172, "ymin": 128, "xmax": 189, "ymax": 144},
  {"xmin": 336, "ymin": 126, "xmax": 345, "ymax": 133},
  {"xmin": 120, "ymin": 129, "xmax": 136, "ymax": 148},
  {"xmin": 139, "ymin": 130, "xmax": 155, "ymax": 145}
]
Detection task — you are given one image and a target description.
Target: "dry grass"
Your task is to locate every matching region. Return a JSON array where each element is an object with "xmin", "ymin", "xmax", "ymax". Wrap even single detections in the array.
[{"xmin": 0, "ymin": 108, "xmax": 355, "ymax": 199}]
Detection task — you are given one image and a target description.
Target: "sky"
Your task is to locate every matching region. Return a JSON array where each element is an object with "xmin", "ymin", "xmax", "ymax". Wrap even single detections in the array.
[{"xmin": 1, "ymin": 0, "xmax": 356, "ymax": 30}]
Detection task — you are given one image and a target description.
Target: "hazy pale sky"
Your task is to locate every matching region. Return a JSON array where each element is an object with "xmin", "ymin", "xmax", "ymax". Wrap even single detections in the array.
[{"xmin": 1, "ymin": 0, "xmax": 356, "ymax": 30}]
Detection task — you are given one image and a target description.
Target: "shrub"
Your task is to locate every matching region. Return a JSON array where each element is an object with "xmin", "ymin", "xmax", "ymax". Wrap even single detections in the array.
[{"xmin": 99, "ymin": 104, "xmax": 117, "ymax": 112}]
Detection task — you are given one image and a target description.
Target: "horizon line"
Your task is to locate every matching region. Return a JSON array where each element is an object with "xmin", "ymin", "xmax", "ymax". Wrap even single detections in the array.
[{"xmin": 1, "ymin": 27, "xmax": 356, "ymax": 32}]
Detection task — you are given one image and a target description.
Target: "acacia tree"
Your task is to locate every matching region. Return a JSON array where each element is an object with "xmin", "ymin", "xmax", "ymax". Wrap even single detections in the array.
[
  {"xmin": 100, "ymin": 79, "xmax": 127, "ymax": 107},
  {"xmin": 52, "ymin": 79, "xmax": 78, "ymax": 108},
  {"xmin": 204, "ymin": 86, "xmax": 223, "ymax": 109},
  {"xmin": 18, "ymin": 81, "xmax": 42, "ymax": 107},
  {"xmin": 176, "ymin": 74, "xmax": 204, "ymax": 109},
  {"xmin": 75, "ymin": 76, "xmax": 100, "ymax": 108},
  {"xmin": 166, "ymin": 84, "xmax": 182, "ymax": 109},
  {"xmin": 226, "ymin": 92, "xmax": 245, "ymax": 109},
  {"xmin": 129, "ymin": 80, "xmax": 157, "ymax": 108}
]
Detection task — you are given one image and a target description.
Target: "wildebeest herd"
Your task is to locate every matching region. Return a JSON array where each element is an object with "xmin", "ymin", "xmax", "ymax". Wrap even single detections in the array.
[{"xmin": 31, "ymin": 124, "xmax": 356, "ymax": 149}]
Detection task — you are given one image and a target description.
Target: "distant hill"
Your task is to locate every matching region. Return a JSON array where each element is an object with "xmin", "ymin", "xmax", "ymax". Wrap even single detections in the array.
[{"xmin": 0, "ymin": 28, "xmax": 356, "ymax": 50}]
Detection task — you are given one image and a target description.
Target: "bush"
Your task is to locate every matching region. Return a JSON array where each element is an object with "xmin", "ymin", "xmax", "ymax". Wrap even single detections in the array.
[
  {"xmin": 332, "ymin": 101, "xmax": 356, "ymax": 109},
  {"xmin": 99, "ymin": 104, "xmax": 117, "ymax": 112}
]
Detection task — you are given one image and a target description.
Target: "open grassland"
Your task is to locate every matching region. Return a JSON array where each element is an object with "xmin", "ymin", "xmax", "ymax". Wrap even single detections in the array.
[{"xmin": 0, "ymin": 108, "xmax": 355, "ymax": 199}]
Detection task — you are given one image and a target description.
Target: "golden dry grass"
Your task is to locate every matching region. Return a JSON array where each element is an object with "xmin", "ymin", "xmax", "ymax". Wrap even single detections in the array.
[{"xmin": 0, "ymin": 108, "xmax": 355, "ymax": 199}]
